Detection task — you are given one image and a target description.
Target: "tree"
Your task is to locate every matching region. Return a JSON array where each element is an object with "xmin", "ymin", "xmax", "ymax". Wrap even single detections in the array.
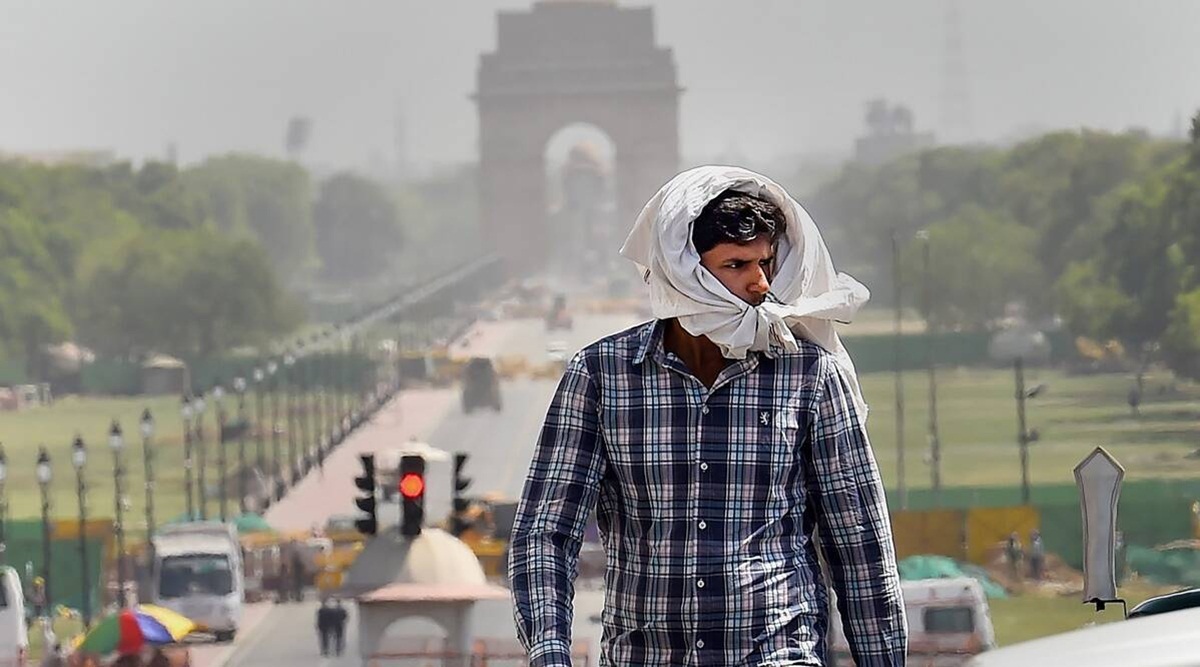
[
  {"xmin": 75, "ymin": 229, "xmax": 303, "ymax": 359},
  {"xmin": 903, "ymin": 206, "xmax": 1045, "ymax": 331},
  {"xmin": 1163, "ymin": 289, "xmax": 1200, "ymax": 381},
  {"xmin": 313, "ymin": 172, "xmax": 404, "ymax": 284},
  {"xmin": 1057, "ymin": 112, "xmax": 1200, "ymax": 378},
  {"xmin": 0, "ymin": 209, "xmax": 72, "ymax": 373},
  {"xmin": 185, "ymin": 155, "xmax": 316, "ymax": 280}
]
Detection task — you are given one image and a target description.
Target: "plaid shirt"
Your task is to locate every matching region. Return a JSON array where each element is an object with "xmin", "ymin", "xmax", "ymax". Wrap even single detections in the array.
[{"xmin": 510, "ymin": 321, "xmax": 906, "ymax": 666}]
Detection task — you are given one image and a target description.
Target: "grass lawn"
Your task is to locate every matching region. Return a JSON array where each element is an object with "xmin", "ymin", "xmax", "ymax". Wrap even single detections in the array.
[
  {"xmin": 2, "ymin": 367, "xmax": 1196, "ymax": 521},
  {"xmin": 989, "ymin": 581, "xmax": 1170, "ymax": 646},
  {"xmin": 858, "ymin": 366, "xmax": 1200, "ymax": 491},
  {"xmin": 28, "ymin": 616, "xmax": 85, "ymax": 661},
  {"xmin": 0, "ymin": 391, "xmax": 359, "ymax": 522}
]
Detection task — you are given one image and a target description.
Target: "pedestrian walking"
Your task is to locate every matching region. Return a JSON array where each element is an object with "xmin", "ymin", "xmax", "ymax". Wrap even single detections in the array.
[
  {"xmin": 289, "ymin": 542, "xmax": 306, "ymax": 602},
  {"xmin": 332, "ymin": 598, "xmax": 349, "ymax": 656},
  {"xmin": 509, "ymin": 166, "xmax": 906, "ymax": 666},
  {"xmin": 316, "ymin": 599, "xmax": 335, "ymax": 657}
]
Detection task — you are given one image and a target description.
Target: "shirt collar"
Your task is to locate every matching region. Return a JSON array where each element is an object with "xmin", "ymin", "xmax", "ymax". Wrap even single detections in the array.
[{"xmin": 632, "ymin": 320, "xmax": 665, "ymax": 365}]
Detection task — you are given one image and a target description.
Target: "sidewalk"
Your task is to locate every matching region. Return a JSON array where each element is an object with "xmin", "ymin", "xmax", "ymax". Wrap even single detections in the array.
[{"xmin": 264, "ymin": 388, "xmax": 456, "ymax": 533}]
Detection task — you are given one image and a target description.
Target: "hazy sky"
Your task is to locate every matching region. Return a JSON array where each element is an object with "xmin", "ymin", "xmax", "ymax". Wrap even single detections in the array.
[{"xmin": 2, "ymin": 0, "xmax": 1198, "ymax": 173}]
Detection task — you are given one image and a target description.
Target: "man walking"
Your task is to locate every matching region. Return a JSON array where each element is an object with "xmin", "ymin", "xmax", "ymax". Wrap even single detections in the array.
[
  {"xmin": 509, "ymin": 166, "xmax": 906, "ymax": 666},
  {"xmin": 331, "ymin": 598, "xmax": 349, "ymax": 656},
  {"xmin": 316, "ymin": 599, "xmax": 334, "ymax": 657}
]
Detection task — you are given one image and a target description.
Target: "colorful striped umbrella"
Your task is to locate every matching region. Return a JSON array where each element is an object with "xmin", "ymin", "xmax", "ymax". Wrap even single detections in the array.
[{"xmin": 74, "ymin": 605, "xmax": 196, "ymax": 655}]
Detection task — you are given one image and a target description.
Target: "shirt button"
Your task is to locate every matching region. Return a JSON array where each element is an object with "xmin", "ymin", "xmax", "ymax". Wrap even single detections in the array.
[
  {"xmin": 701, "ymin": 406, "xmax": 709, "ymax": 415},
  {"xmin": 699, "ymin": 462, "xmax": 709, "ymax": 471},
  {"xmin": 696, "ymin": 639, "xmax": 705, "ymax": 649},
  {"xmin": 698, "ymin": 521, "xmax": 707, "ymax": 530},
  {"xmin": 696, "ymin": 579, "xmax": 705, "ymax": 588}
]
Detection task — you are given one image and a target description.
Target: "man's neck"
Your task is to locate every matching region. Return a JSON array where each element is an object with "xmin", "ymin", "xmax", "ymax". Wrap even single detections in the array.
[{"xmin": 662, "ymin": 318, "xmax": 727, "ymax": 388}]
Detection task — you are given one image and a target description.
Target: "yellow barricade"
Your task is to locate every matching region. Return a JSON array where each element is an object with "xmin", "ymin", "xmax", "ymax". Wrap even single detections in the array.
[{"xmin": 890, "ymin": 509, "xmax": 965, "ymax": 560}]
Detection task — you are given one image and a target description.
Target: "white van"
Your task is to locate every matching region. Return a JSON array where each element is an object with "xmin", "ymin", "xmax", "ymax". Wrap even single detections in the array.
[
  {"xmin": 151, "ymin": 522, "xmax": 244, "ymax": 641},
  {"xmin": 0, "ymin": 566, "xmax": 28, "ymax": 665},
  {"xmin": 830, "ymin": 577, "xmax": 996, "ymax": 666}
]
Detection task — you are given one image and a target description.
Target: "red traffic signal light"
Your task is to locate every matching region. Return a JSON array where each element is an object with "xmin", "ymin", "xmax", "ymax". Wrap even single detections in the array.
[
  {"xmin": 399, "ymin": 454, "xmax": 426, "ymax": 537},
  {"xmin": 399, "ymin": 472, "xmax": 425, "ymax": 499}
]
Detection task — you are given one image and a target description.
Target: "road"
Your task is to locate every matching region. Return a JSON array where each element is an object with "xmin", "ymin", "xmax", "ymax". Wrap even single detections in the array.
[{"xmin": 219, "ymin": 313, "xmax": 640, "ymax": 666}]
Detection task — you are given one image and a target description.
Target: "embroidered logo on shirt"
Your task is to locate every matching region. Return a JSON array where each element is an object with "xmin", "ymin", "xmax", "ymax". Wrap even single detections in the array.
[{"xmin": 759, "ymin": 411, "xmax": 771, "ymax": 426}]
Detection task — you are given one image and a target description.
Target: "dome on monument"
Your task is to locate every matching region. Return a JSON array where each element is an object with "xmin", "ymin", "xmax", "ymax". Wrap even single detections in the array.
[{"xmin": 341, "ymin": 528, "xmax": 488, "ymax": 594}]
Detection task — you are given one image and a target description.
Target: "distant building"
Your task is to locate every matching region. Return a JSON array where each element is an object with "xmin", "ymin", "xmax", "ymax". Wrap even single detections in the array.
[{"xmin": 853, "ymin": 99, "xmax": 936, "ymax": 166}]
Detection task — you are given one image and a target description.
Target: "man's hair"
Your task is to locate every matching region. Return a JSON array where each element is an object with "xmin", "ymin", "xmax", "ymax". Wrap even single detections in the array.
[{"xmin": 691, "ymin": 190, "xmax": 786, "ymax": 254}]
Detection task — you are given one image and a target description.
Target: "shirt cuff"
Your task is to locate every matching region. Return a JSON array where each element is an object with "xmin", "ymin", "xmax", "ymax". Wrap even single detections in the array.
[{"xmin": 528, "ymin": 639, "xmax": 574, "ymax": 667}]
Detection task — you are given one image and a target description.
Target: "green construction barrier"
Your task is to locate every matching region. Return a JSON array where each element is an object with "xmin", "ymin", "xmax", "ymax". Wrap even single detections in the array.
[
  {"xmin": 0, "ymin": 358, "xmax": 28, "ymax": 385},
  {"xmin": 841, "ymin": 330, "xmax": 1073, "ymax": 373},
  {"xmin": 1126, "ymin": 545, "xmax": 1200, "ymax": 588},
  {"xmin": 3, "ymin": 519, "xmax": 107, "ymax": 620}
]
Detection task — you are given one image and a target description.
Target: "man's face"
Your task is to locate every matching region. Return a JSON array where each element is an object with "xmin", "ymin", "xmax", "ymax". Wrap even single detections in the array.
[{"xmin": 699, "ymin": 236, "xmax": 775, "ymax": 306}]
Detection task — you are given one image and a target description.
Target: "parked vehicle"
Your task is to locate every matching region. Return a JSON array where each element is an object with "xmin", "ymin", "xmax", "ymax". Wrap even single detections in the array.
[
  {"xmin": 829, "ymin": 578, "xmax": 995, "ymax": 666},
  {"xmin": 0, "ymin": 566, "xmax": 28, "ymax": 665},
  {"xmin": 150, "ymin": 522, "xmax": 244, "ymax": 642}
]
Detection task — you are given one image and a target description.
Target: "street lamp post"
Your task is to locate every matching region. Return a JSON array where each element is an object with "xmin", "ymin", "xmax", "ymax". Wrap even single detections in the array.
[
  {"xmin": 36, "ymin": 446, "xmax": 53, "ymax": 616},
  {"xmin": 284, "ymin": 354, "xmax": 297, "ymax": 487},
  {"xmin": 325, "ymin": 354, "xmax": 337, "ymax": 449},
  {"xmin": 1014, "ymin": 357, "xmax": 1045, "ymax": 505},
  {"xmin": 0, "ymin": 444, "xmax": 7, "ymax": 564},
  {"xmin": 181, "ymin": 397, "xmax": 194, "ymax": 520},
  {"xmin": 108, "ymin": 421, "xmax": 127, "ymax": 608},
  {"xmin": 140, "ymin": 409, "xmax": 156, "ymax": 538},
  {"xmin": 72, "ymin": 436, "xmax": 91, "ymax": 629},
  {"xmin": 891, "ymin": 229, "xmax": 907, "ymax": 510},
  {"xmin": 234, "ymin": 376, "xmax": 248, "ymax": 514},
  {"xmin": 297, "ymin": 358, "xmax": 311, "ymax": 477},
  {"xmin": 313, "ymin": 357, "xmax": 325, "ymax": 461},
  {"xmin": 267, "ymin": 361, "xmax": 281, "ymax": 500},
  {"xmin": 339, "ymin": 335, "xmax": 349, "ymax": 435},
  {"xmin": 194, "ymin": 394, "xmax": 208, "ymax": 520},
  {"xmin": 213, "ymin": 384, "xmax": 228, "ymax": 522},
  {"xmin": 253, "ymin": 367, "xmax": 265, "ymax": 489},
  {"xmin": 918, "ymin": 230, "xmax": 943, "ymax": 505}
]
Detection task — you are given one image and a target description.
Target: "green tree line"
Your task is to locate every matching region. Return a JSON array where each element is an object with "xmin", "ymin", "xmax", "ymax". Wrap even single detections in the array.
[
  {"xmin": 0, "ymin": 155, "xmax": 407, "ymax": 372},
  {"xmin": 807, "ymin": 113, "xmax": 1200, "ymax": 380}
]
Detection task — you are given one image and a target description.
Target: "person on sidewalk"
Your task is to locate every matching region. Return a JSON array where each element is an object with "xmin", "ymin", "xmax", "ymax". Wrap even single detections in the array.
[
  {"xmin": 331, "ymin": 598, "xmax": 349, "ymax": 656},
  {"xmin": 316, "ymin": 599, "xmax": 335, "ymax": 657},
  {"xmin": 510, "ymin": 166, "xmax": 906, "ymax": 666}
]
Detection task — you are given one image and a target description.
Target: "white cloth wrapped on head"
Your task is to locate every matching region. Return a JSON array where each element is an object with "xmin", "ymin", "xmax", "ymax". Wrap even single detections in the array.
[{"xmin": 619, "ymin": 165, "xmax": 871, "ymax": 416}]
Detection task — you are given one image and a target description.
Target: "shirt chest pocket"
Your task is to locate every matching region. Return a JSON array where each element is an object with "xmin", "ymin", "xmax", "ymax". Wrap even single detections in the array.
[{"xmin": 746, "ymin": 407, "xmax": 802, "ymax": 480}]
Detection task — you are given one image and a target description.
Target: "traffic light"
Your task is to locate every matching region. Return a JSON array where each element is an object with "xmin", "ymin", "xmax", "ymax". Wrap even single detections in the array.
[
  {"xmin": 354, "ymin": 454, "xmax": 378, "ymax": 536},
  {"xmin": 450, "ymin": 453, "xmax": 472, "ymax": 537},
  {"xmin": 399, "ymin": 455, "xmax": 426, "ymax": 537}
]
